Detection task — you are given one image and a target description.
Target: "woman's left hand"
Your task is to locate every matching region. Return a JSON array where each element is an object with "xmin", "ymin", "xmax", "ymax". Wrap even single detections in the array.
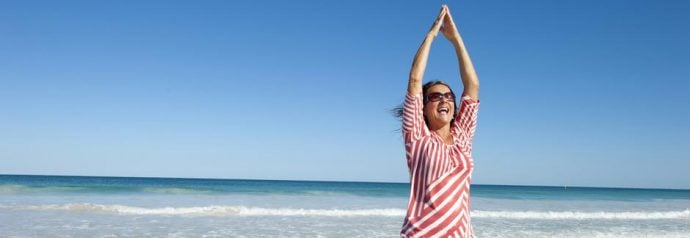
[{"xmin": 440, "ymin": 7, "xmax": 460, "ymax": 42}]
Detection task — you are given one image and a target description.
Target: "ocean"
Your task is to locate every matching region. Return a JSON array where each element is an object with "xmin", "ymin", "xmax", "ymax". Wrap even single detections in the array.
[{"xmin": 1, "ymin": 175, "xmax": 688, "ymax": 237}]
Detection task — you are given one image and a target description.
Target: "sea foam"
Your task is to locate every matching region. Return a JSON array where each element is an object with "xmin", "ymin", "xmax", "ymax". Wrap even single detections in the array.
[
  {"xmin": 2, "ymin": 203, "xmax": 689, "ymax": 219},
  {"xmin": 2, "ymin": 204, "xmax": 406, "ymax": 217},
  {"xmin": 472, "ymin": 210, "xmax": 690, "ymax": 220}
]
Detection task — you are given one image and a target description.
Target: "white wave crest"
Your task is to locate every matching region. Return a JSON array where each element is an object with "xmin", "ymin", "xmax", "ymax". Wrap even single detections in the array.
[
  {"xmin": 472, "ymin": 210, "xmax": 690, "ymax": 220},
  {"xmin": 3, "ymin": 204, "xmax": 689, "ymax": 220},
  {"xmin": 4, "ymin": 203, "xmax": 406, "ymax": 217}
]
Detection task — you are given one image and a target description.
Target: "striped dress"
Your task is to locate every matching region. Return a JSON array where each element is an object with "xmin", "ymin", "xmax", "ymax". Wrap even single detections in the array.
[{"xmin": 400, "ymin": 93, "xmax": 479, "ymax": 238}]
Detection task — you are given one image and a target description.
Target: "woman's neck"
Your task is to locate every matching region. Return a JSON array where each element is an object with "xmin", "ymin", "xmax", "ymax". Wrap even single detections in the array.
[{"xmin": 430, "ymin": 124, "xmax": 453, "ymax": 144}]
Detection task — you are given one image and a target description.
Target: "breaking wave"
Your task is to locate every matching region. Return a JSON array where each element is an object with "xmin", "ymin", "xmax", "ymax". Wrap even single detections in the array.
[{"xmin": 2, "ymin": 203, "xmax": 688, "ymax": 219}]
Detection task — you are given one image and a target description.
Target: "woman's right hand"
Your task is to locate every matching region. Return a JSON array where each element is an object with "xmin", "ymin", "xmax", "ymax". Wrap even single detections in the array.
[{"xmin": 427, "ymin": 5, "xmax": 448, "ymax": 37}]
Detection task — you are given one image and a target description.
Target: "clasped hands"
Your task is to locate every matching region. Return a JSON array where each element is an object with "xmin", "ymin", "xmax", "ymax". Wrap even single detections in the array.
[{"xmin": 428, "ymin": 5, "xmax": 461, "ymax": 42}]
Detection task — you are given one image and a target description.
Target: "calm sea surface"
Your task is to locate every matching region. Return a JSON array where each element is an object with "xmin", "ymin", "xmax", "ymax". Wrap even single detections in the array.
[{"xmin": 1, "ymin": 175, "xmax": 688, "ymax": 237}]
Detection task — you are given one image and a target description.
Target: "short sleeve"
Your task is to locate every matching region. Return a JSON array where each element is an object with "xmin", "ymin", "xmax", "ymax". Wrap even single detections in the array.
[
  {"xmin": 453, "ymin": 95, "xmax": 479, "ymax": 152},
  {"xmin": 402, "ymin": 93, "xmax": 429, "ymax": 142}
]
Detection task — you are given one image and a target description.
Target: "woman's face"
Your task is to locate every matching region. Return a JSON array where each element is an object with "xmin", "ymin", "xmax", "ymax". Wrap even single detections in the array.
[{"xmin": 423, "ymin": 84, "xmax": 456, "ymax": 128}]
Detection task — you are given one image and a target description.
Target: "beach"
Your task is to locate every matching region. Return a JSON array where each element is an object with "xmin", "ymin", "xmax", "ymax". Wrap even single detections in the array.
[{"xmin": 1, "ymin": 175, "xmax": 688, "ymax": 237}]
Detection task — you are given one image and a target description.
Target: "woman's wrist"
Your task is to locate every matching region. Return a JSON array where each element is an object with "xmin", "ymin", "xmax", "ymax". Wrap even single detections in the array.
[
  {"xmin": 448, "ymin": 33, "xmax": 462, "ymax": 42},
  {"xmin": 449, "ymin": 35, "xmax": 463, "ymax": 46}
]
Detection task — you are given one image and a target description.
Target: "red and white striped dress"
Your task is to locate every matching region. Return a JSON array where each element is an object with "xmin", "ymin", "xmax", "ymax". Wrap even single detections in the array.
[{"xmin": 400, "ymin": 93, "xmax": 479, "ymax": 238}]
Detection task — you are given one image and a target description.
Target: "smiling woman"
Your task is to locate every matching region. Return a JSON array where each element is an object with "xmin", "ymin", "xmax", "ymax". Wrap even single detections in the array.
[{"xmin": 396, "ymin": 5, "xmax": 480, "ymax": 238}]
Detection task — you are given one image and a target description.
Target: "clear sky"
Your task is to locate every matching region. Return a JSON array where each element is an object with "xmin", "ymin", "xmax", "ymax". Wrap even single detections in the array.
[{"xmin": 1, "ymin": 0, "xmax": 689, "ymax": 189}]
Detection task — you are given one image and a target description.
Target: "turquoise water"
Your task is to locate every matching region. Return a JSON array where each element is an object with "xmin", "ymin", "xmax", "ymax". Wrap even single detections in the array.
[
  {"xmin": 5, "ymin": 175, "xmax": 689, "ymax": 200},
  {"xmin": 0, "ymin": 175, "xmax": 409, "ymax": 197},
  {"xmin": 1, "ymin": 175, "xmax": 689, "ymax": 237}
]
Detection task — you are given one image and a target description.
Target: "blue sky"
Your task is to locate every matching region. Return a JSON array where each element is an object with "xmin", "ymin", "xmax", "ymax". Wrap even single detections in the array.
[{"xmin": 1, "ymin": 0, "xmax": 689, "ymax": 189}]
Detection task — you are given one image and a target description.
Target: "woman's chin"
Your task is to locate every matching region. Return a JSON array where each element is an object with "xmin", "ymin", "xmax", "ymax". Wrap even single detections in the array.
[{"xmin": 430, "ymin": 117, "xmax": 453, "ymax": 126}]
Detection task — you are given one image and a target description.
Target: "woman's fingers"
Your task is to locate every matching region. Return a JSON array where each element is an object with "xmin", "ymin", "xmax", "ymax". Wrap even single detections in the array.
[
  {"xmin": 438, "ymin": 6, "xmax": 448, "ymax": 23},
  {"xmin": 444, "ymin": 8, "xmax": 456, "ymax": 27}
]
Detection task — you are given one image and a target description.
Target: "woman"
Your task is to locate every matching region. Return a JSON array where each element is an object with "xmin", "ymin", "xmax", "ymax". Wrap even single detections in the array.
[{"xmin": 399, "ymin": 5, "xmax": 480, "ymax": 238}]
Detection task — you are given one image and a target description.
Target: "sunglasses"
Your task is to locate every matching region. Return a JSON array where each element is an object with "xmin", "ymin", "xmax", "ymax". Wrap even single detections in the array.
[{"xmin": 425, "ymin": 92, "xmax": 455, "ymax": 102}]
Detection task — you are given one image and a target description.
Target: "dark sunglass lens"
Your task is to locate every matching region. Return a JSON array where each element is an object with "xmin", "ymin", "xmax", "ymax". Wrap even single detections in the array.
[{"xmin": 428, "ymin": 93, "xmax": 443, "ymax": 102}]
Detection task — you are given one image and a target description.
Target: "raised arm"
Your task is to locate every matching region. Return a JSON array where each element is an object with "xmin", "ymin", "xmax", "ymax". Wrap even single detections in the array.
[
  {"xmin": 441, "ymin": 7, "xmax": 479, "ymax": 99},
  {"xmin": 407, "ymin": 6, "xmax": 447, "ymax": 96}
]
